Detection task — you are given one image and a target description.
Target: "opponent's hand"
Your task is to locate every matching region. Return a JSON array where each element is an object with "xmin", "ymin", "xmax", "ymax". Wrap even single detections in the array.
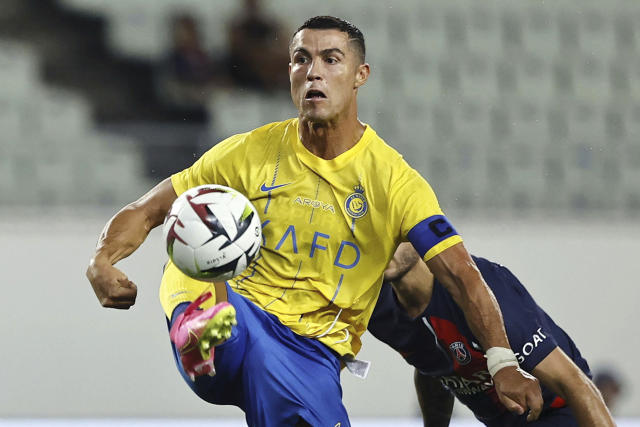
[
  {"xmin": 86, "ymin": 258, "xmax": 138, "ymax": 309},
  {"xmin": 493, "ymin": 365, "xmax": 543, "ymax": 422}
]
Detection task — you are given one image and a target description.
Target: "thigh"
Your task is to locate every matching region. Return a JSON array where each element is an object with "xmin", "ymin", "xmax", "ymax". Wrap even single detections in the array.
[
  {"xmin": 486, "ymin": 406, "xmax": 578, "ymax": 427},
  {"xmin": 243, "ymin": 347, "xmax": 350, "ymax": 426},
  {"xmin": 527, "ymin": 407, "xmax": 578, "ymax": 427},
  {"xmin": 238, "ymin": 299, "xmax": 350, "ymax": 426}
]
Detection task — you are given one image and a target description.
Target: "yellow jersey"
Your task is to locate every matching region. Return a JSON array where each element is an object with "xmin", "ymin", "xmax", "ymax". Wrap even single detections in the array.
[{"xmin": 160, "ymin": 118, "xmax": 462, "ymax": 356}]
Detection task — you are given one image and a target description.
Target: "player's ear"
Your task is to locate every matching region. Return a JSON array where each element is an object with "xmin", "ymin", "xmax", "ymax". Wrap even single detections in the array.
[{"xmin": 354, "ymin": 63, "xmax": 370, "ymax": 89}]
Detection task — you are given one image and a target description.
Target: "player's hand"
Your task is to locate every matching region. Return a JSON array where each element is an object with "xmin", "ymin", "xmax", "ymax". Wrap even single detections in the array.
[
  {"xmin": 86, "ymin": 257, "xmax": 138, "ymax": 309},
  {"xmin": 492, "ymin": 365, "xmax": 543, "ymax": 422}
]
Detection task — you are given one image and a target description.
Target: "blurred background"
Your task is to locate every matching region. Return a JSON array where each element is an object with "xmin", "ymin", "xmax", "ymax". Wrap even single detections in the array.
[{"xmin": 0, "ymin": 0, "xmax": 638, "ymax": 425}]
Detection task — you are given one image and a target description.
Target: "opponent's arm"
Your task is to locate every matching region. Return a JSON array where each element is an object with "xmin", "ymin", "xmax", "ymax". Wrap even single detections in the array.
[
  {"xmin": 384, "ymin": 243, "xmax": 429, "ymax": 318},
  {"xmin": 532, "ymin": 347, "xmax": 615, "ymax": 426},
  {"xmin": 86, "ymin": 178, "xmax": 177, "ymax": 309},
  {"xmin": 414, "ymin": 370, "xmax": 454, "ymax": 427},
  {"xmin": 426, "ymin": 243, "xmax": 543, "ymax": 421}
]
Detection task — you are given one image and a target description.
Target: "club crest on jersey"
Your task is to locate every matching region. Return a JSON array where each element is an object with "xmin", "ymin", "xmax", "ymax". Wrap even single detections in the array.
[
  {"xmin": 344, "ymin": 185, "xmax": 368, "ymax": 219},
  {"xmin": 449, "ymin": 341, "xmax": 472, "ymax": 365}
]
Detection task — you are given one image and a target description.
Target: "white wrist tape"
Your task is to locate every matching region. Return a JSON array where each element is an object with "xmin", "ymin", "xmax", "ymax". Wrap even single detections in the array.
[{"xmin": 485, "ymin": 347, "xmax": 519, "ymax": 377}]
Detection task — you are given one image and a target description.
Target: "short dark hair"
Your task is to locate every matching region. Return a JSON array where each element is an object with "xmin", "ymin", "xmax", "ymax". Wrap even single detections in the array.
[{"xmin": 291, "ymin": 16, "xmax": 365, "ymax": 63}]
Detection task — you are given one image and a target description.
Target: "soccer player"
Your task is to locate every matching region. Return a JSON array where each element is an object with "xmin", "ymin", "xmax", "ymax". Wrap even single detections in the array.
[
  {"xmin": 369, "ymin": 243, "xmax": 615, "ymax": 426},
  {"xmin": 86, "ymin": 16, "xmax": 541, "ymax": 426}
]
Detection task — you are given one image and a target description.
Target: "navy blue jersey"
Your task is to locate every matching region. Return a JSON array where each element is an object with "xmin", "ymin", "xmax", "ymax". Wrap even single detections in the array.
[{"xmin": 368, "ymin": 256, "xmax": 591, "ymax": 425}]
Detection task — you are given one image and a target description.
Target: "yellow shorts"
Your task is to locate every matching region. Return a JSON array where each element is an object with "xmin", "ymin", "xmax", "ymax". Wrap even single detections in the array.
[{"xmin": 159, "ymin": 261, "xmax": 217, "ymax": 318}]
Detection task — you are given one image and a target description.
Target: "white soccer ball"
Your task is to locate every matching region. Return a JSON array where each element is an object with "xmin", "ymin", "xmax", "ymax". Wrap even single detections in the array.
[{"xmin": 162, "ymin": 184, "xmax": 262, "ymax": 282}]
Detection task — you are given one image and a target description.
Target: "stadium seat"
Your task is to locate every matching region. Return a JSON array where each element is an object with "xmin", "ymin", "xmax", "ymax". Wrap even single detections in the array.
[
  {"xmin": 579, "ymin": 7, "xmax": 617, "ymax": 59},
  {"xmin": 395, "ymin": 101, "xmax": 434, "ymax": 169},
  {"xmin": 572, "ymin": 54, "xmax": 611, "ymax": 104},
  {"xmin": 465, "ymin": 3, "xmax": 502, "ymax": 60},
  {"xmin": 29, "ymin": 88, "xmax": 92, "ymax": 139},
  {"xmin": 0, "ymin": 99, "xmax": 23, "ymax": 147},
  {"xmin": 0, "ymin": 41, "xmax": 39, "ymax": 100},
  {"xmin": 622, "ymin": 138, "xmax": 640, "ymax": 213},
  {"xmin": 208, "ymin": 90, "xmax": 265, "ymax": 140},
  {"xmin": 509, "ymin": 99, "xmax": 545, "ymax": 146},
  {"xmin": 624, "ymin": 60, "xmax": 640, "ymax": 101},
  {"xmin": 406, "ymin": 6, "xmax": 448, "ymax": 59},
  {"xmin": 459, "ymin": 54, "xmax": 499, "ymax": 101},
  {"xmin": 106, "ymin": 3, "xmax": 168, "ymax": 61},
  {"xmin": 258, "ymin": 95, "xmax": 296, "ymax": 124},
  {"xmin": 56, "ymin": 0, "xmax": 111, "ymax": 15},
  {"xmin": 5, "ymin": 151, "xmax": 39, "ymax": 205},
  {"xmin": 84, "ymin": 134, "xmax": 148, "ymax": 204},
  {"xmin": 179, "ymin": 0, "xmax": 237, "ymax": 54},
  {"xmin": 521, "ymin": 4, "xmax": 559, "ymax": 58},
  {"xmin": 34, "ymin": 153, "xmax": 77, "ymax": 205},
  {"xmin": 500, "ymin": 8, "xmax": 526, "ymax": 54},
  {"xmin": 0, "ymin": 141, "xmax": 16, "ymax": 200},
  {"xmin": 263, "ymin": 0, "xmax": 319, "ymax": 32}
]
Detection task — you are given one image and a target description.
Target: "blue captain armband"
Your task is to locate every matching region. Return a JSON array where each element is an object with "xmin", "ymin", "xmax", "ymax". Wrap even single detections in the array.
[{"xmin": 407, "ymin": 215, "xmax": 460, "ymax": 260}]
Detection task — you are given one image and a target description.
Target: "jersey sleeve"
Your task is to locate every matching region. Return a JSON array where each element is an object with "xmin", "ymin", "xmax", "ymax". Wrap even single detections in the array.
[
  {"xmin": 389, "ymin": 161, "xmax": 462, "ymax": 261},
  {"xmin": 485, "ymin": 261, "xmax": 559, "ymax": 372},
  {"xmin": 170, "ymin": 132, "xmax": 249, "ymax": 196}
]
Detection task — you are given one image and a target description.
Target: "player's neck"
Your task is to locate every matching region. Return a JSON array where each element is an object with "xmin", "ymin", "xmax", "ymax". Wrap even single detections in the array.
[{"xmin": 298, "ymin": 114, "xmax": 366, "ymax": 160}]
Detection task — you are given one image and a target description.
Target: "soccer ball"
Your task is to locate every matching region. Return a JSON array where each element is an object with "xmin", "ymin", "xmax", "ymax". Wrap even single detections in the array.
[{"xmin": 162, "ymin": 184, "xmax": 262, "ymax": 282}]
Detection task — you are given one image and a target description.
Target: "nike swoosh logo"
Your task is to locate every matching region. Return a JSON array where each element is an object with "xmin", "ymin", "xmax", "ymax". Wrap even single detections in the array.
[{"xmin": 260, "ymin": 182, "xmax": 291, "ymax": 192}]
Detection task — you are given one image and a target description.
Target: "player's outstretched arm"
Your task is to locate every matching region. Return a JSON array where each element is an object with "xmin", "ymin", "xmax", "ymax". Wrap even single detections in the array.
[
  {"xmin": 532, "ymin": 347, "xmax": 615, "ymax": 426},
  {"xmin": 86, "ymin": 178, "xmax": 177, "ymax": 309},
  {"xmin": 426, "ymin": 242, "xmax": 543, "ymax": 421},
  {"xmin": 414, "ymin": 370, "xmax": 454, "ymax": 427}
]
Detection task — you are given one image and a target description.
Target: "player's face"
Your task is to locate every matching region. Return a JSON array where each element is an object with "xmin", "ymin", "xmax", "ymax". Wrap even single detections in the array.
[{"xmin": 289, "ymin": 29, "xmax": 368, "ymax": 123}]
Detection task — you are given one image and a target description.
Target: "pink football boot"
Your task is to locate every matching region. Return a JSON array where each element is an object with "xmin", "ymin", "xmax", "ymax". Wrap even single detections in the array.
[{"xmin": 169, "ymin": 291, "xmax": 237, "ymax": 380}]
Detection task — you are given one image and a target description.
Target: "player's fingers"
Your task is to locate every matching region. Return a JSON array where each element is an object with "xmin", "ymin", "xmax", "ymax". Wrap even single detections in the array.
[
  {"xmin": 99, "ymin": 295, "xmax": 135, "ymax": 309},
  {"xmin": 114, "ymin": 275, "xmax": 136, "ymax": 289},
  {"xmin": 121, "ymin": 278, "xmax": 137, "ymax": 290},
  {"xmin": 109, "ymin": 281, "xmax": 138, "ymax": 300},
  {"xmin": 109, "ymin": 301, "xmax": 134, "ymax": 309},
  {"xmin": 525, "ymin": 388, "xmax": 543, "ymax": 422},
  {"xmin": 99, "ymin": 280, "xmax": 137, "ymax": 308},
  {"xmin": 498, "ymin": 393, "xmax": 525, "ymax": 415}
]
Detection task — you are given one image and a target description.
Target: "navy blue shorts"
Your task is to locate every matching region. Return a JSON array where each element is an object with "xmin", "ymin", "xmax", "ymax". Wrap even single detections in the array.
[
  {"xmin": 168, "ymin": 284, "xmax": 350, "ymax": 427},
  {"xmin": 483, "ymin": 405, "xmax": 577, "ymax": 427}
]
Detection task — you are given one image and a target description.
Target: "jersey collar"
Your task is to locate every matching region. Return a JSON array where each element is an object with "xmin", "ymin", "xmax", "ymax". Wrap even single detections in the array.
[{"xmin": 291, "ymin": 118, "xmax": 376, "ymax": 172}]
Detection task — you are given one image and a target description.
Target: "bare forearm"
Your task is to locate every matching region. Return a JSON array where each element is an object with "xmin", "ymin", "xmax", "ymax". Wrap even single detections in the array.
[
  {"xmin": 93, "ymin": 204, "xmax": 157, "ymax": 264},
  {"xmin": 92, "ymin": 178, "xmax": 174, "ymax": 265},
  {"xmin": 533, "ymin": 348, "xmax": 614, "ymax": 427},
  {"xmin": 560, "ymin": 375, "xmax": 615, "ymax": 426},
  {"xmin": 426, "ymin": 245, "xmax": 510, "ymax": 349},
  {"xmin": 449, "ymin": 265, "xmax": 509, "ymax": 349},
  {"xmin": 568, "ymin": 384, "xmax": 615, "ymax": 427}
]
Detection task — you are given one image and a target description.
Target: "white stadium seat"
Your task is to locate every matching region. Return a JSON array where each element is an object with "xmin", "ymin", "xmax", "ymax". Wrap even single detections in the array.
[
  {"xmin": 208, "ymin": 90, "xmax": 266, "ymax": 140},
  {"xmin": 0, "ymin": 41, "xmax": 40, "ymax": 100},
  {"xmin": 29, "ymin": 88, "xmax": 92, "ymax": 139}
]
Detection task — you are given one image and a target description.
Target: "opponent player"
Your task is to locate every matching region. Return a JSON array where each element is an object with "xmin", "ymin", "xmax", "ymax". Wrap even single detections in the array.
[
  {"xmin": 369, "ymin": 243, "xmax": 615, "ymax": 426},
  {"xmin": 86, "ymin": 16, "xmax": 541, "ymax": 426}
]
